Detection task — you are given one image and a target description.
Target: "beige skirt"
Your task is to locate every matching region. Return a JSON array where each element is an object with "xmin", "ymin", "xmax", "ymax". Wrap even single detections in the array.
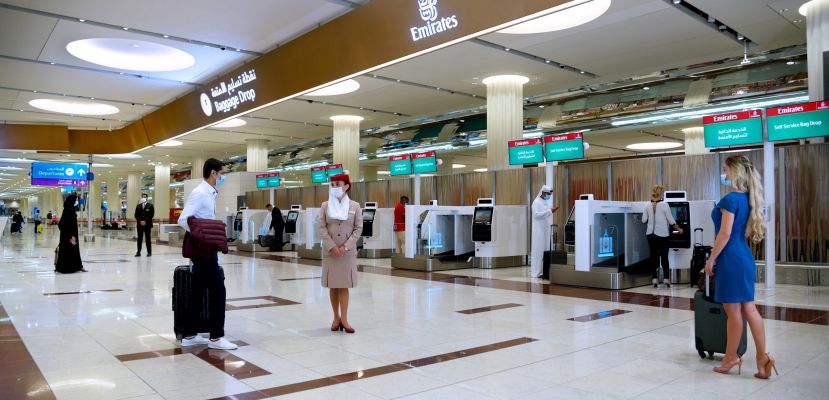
[{"xmin": 321, "ymin": 253, "xmax": 358, "ymax": 288}]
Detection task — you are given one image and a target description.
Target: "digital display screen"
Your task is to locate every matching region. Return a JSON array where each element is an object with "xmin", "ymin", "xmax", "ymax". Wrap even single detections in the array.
[
  {"xmin": 287, "ymin": 211, "xmax": 298, "ymax": 222},
  {"xmin": 362, "ymin": 209, "xmax": 375, "ymax": 221},
  {"xmin": 669, "ymin": 203, "xmax": 689, "ymax": 223},
  {"xmin": 474, "ymin": 208, "xmax": 493, "ymax": 223}
]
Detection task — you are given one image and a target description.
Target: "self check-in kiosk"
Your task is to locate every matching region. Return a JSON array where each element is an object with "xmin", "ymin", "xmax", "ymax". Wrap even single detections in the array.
[
  {"xmin": 663, "ymin": 191, "xmax": 716, "ymax": 283},
  {"xmin": 283, "ymin": 205, "xmax": 301, "ymax": 251},
  {"xmin": 236, "ymin": 208, "xmax": 271, "ymax": 252},
  {"xmin": 472, "ymin": 198, "xmax": 527, "ymax": 268},
  {"xmin": 391, "ymin": 204, "xmax": 476, "ymax": 272},
  {"xmin": 358, "ymin": 202, "xmax": 394, "ymax": 258}
]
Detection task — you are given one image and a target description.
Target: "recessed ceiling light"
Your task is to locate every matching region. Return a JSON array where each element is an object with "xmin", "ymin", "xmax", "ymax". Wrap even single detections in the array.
[
  {"xmin": 66, "ymin": 38, "xmax": 195, "ymax": 72},
  {"xmin": 102, "ymin": 153, "xmax": 142, "ymax": 159},
  {"xmin": 474, "ymin": 168, "xmax": 488, "ymax": 172},
  {"xmin": 799, "ymin": 1, "xmax": 815, "ymax": 16},
  {"xmin": 643, "ymin": 86, "xmax": 650, "ymax": 91},
  {"xmin": 787, "ymin": 60, "xmax": 796, "ymax": 65},
  {"xmin": 29, "ymin": 99, "xmax": 119, "ymax": 115},
  {"xmin": 482, "ymin": 75, "xmax": 530, "ymax": 85},
  {"xmin": 452, "ymin": 164, "xmax": 466, "ymax": 169},
  {"xmin": 330, "ymin": 115, "xmax": 365, "ymax": 122},
  {"xmin": 307, "ymin": 79, "xmax": 361, "ymax": 96},
  {"xmin": 212, "ymin": 118, "xmax": 247, "ymax": 128},
  {"xmin": 498, "ymin": 0, "xmax": 612, "ymax": 34},
  {"xmin": 626, "ymin": 142, "xmax": 683, "ymax": 150},
  {"xmin": 156, "ymin": 140, "xmax": 183, "ymax": 147}
]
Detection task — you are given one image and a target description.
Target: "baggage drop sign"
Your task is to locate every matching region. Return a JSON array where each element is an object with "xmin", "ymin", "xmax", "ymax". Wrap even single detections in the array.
[
  {"xmin": 703, "ymin": 110, "xmax": 764, "ymax": 148},
  {"xmin": 508, "ymin": 138, "xmax": 544, "ymax": 165},
  {"xmin": 544, "ymin": 133, "xmax": 584, "ymax": 162},
  {"xmin": 256, "ymin": 173, "xmax": 269, "ymax": 189},
  {"xmin": 767, "ymin": 100, "xmax": 829, "ymax": 141}
]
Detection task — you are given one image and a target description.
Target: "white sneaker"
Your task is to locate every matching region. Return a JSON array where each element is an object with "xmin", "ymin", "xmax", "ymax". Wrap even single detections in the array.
[
  {"xmin": 181, "ymin": 335, "xmax": 209, "ymax": 347},
  {"xmin": 207, "ymin": 337, "xmax": 238, "ymax": 350}
]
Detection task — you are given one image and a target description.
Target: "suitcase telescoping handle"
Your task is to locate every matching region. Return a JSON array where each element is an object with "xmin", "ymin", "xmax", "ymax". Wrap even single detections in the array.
[
  {"xmin": 694, "ymin": 227, "xmax": 703, "ymax": 246},
  {"xmin": 705, "ymin": 272, "xmax": 710, "ymax": 298}
]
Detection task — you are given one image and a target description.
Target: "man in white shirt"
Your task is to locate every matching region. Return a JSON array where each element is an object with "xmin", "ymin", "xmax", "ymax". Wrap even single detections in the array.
[{"xmin": 177, "ymin": 158, "xmax": 237, "ymax": 350}]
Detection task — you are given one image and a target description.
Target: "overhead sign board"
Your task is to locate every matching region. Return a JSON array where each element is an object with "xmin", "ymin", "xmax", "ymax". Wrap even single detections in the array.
[
  {"xmin": 31, "ymin": 162, "xmax": 88, "ymax": 187},
  {"xmin": 412, "ymin": 151, "xmax": 437, "ymax": 174},
  {"xmin": 311, "ymin": 166, "xmax": 328, "ymax": 183},
  {"xmin": 544, "ymin": 132, "xmax": 585, "ymax": 162},
  {"xmin": 508, "ymin": 138, "xmax": 544, "ymax": 165},
  {"xmin": 326, "ymin": 164, "xmax": 344, "ymax": 177},
  {"xmin": 703, "ymin": 110, "xmax": 764, "ymax": 148},
  {"xmin": 767, "ymin": 100, "xmax": 829, "ymax": 141},
  {"xmin": 256, "ymin": 173, "xmax": 269, "ymax": 189},
  {"xmin": 267, "ymin": 173, "xmax": 281, "ymax": 188},
  {"xmin": 389, "ymin": 154, "xmax": 413, "ymax": 176}
]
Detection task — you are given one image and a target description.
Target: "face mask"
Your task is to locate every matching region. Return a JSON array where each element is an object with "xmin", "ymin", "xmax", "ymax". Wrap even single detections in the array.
[
  {"xmin": 216, "ymin": 175, "xmax": 226, "ymax": 187},
  {"xmin": 330, "ymin": 187, "xmax": 343, "ymax": 198},
  {"xmin": 542, "ymin": 194, "xmax": 551, "ymax": 200},
  {"xmin": 720, "ymin": 173, "xmax": 732, "ymax": 187},
  {"xmin": 140, "ymin": 197, "xmax": 147, "ymax": 203},
  {"xmin": 74, "ymin": 201, "xmax": 79, "ymax": 207}
]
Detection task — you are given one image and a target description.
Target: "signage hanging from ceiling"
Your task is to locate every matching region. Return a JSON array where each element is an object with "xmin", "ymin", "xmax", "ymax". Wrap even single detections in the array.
[
  {"xmin": 256, "ymin": 174, "xmax": 268, "ymax": 189},
  {"xmin": 200, "ymin": 69, "xmax": 258, "ymax": 117},
  {"xmin": 256, "ymin": 172, "xmax": 281, "ymax": 188},
  {"xmin": 311, "ymin": 166, "xmax": 329, "ymax": 183},
  {"xmin": 766, "ymin": 100, "xmax": 829, "ymax": 141},
  {"xmin": 389, "ymin": 154, "xmax": 413, "ymax": 176},
  {"xmin": 508, "ymin": 138, "xmax": 544, "ymax": 165},
  {"xmin": 544, "ymin": 132, "xmax": 585, "ymax": 162},
  {"xmin": 412, "ymin": 151, "xmax": 438, "ymax": 174},
  {"xmin": 326, "ymin": 164, "xmax": 344, "ymax": 177},
  {"xmin": 410, "ymin": 0, "xmax": 459, "ymax": 42},
  {"xmin": 31, "ymin": 162, "xmax": 88, "ymax": 187},
  {"xmin": 702, "ymin": 110, "xmax": 764, "ymax": 148}
]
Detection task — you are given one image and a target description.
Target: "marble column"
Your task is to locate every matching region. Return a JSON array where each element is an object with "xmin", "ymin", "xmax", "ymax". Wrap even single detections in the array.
[
  {"xmin": 331, "ymin": 115, "xmax": 363, "ymax": 182},
  {"xmin": 192, "ymin": 157, "xmax": 206, "ymax": 180},
  {"xmin": 682, "ymin": 127, "xmax": 708, "ymax": 155},
  {"xmin": 154, "ymin": 164, "xmax": 171, "ymax": 224},
  {"xmin": 106, "ymin": 178, "xmax": 121, "ymax": 221},
  {"xmin": 246, "ymin": 139, "xmax": 270, "ymax": 172},
  {"xmin": 803, "ymin": 0, "xmax": 829, "ymax": 143},
  {"xmin": 127, "ymin": 173, "xmax": 141, "ymax": 224},
  {"xmin": 88, "ymin": 179, "xmax": 102, "ymax": 220},
  {"xmin": 483, "ymin": 75, "xmax": 529, "ymax": 171}
]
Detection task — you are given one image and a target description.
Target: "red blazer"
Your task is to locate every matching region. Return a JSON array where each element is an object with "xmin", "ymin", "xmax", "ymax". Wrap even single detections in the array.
[{"xmin": 183, "ymin": 217, "xmax": 228, "ymax": 259}]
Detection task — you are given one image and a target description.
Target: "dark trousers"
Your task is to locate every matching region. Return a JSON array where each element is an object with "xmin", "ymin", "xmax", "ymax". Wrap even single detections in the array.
[
  {"xmin": 34, "ymin": 221, "xmax": 41, "ymax": 234},
  {"xmin": 136, "ymin": 225, "xmax": 152, "ymax": 254},
  {"xmin": 647, "ymin": 234, "xmax": 670, "ymax": 280},
  {"xmin": 185, "ymin": 254, "xmax": 226, "ymax": 339}
]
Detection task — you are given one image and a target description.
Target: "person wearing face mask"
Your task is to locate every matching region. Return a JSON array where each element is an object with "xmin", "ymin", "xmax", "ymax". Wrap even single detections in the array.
[
  {"xmin": 642, "ymin": 184, "xmax": 683, "ymax": 288},
  {"xmin": 55, "ymin": 194, "xmax": 87, "ymax": 273},
  {"xmin": 393, "ymin": 196, "xmax": 409, "ymax": 254},
  {"xmin": 134, "ymin": 193, "xmax": 155, "ymax": 257},
  {"xmin": 318, "ymin": 174, "xmax": 363, "ymax": 333},
  {"xmin": 176, "ymin": 158, "xmax": 237, "ymax": 350},
  {"xmin": 530, "ymin": 185, "xmax": 560, "ymax": 278}
]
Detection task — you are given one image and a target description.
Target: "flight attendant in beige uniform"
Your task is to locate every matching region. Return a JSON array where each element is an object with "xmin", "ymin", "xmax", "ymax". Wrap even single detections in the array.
[{"xmin": 318, "ymin": 173, "xmax": 363, "ymax": 333}]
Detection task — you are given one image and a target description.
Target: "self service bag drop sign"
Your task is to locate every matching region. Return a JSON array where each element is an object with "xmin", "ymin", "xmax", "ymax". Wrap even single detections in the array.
[{"xmin": 767, "ymin": 100, "xmax": 829, "ymax": 141}]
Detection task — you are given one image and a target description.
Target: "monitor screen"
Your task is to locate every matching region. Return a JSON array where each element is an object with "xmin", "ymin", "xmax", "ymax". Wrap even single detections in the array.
[
  {"xmin": 287, "ymin": 211, "xmax": 299, "ymax": 222},
  {"xmin": 362, "ymin": 209, "xmax": 375, "ymax": 221},
  {"xmin": 474, "ymin": 208, "xmax": 493, "ymax": 223},
  {"xmin": 669, "ymin": 203, "xmax": 689, "ymax": 223}
]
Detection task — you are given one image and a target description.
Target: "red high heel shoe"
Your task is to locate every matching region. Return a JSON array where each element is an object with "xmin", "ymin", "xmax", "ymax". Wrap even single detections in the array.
[
  {"xmin": 339, "ymin": 322, "xmax": 355, "ymax": 334},
  {"xmin": 330, "ymin": 319, "xmax": 341, "ymax": 332}
]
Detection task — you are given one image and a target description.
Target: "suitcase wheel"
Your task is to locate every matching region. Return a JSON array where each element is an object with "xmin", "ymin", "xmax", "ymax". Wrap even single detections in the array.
[
  {"xmin": 698, "ymin": 350, "xmax": 707, "ymax": 359},
  {"xmin": 707, "ymin": 351, "xmax": 715, "ymax": 359}
]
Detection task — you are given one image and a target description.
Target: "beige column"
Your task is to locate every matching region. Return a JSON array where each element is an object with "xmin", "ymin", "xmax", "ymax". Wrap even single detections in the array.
[
  {"xmin": 362, "ymin": 165, "xmax": 378, "ymax": 182},
  {"xmin": 803, "ymin": 0, "xmax": 829, "ymax": 143},
  {"xmin": 245, "ymin": 139, "xmax": 270, "ymax": 172},
  {"xmin": 483, "ymin": 75, "xmax": 529, "ymax": 171},
  {"xmin": 127, "ymin": 173, "xmax": 141, "ymax": 223},
  {"xmin": 154, "ymin": 164, "xmax": 171, "ymax": 224},
  {"xmin": 682, "ymin": 127, "xmax": 708, "ymax": 155},
  {"xmin": 192, "ymin": 157, "xmax": 206, "ymax": 180},
  {"xmin": 106, "ymin": 178, "xmax": 120, "ymax": 220},
  {"xmin": 331, "ymin": 115, "xmax": 363, "ymax": 182},
  {"xmin": 88, "ymin": 180, "xmax": 102, "ymax": 220}
]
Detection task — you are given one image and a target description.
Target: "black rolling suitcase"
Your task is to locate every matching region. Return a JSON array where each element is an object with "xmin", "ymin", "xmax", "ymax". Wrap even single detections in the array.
[
  {"xmin": 690, "ymin": 228, "xmax": 711, "ymax": 287},
  {"xmin": 694, "ymin": 275, "xmax": 747, "ymax": 359},
  {"xmin": 542, "ymin": 225, "xmax": 567, "ymax": 280},
  {"xmin": 172, "ymin": 263, "xmax": 209, "ymax": 340}
]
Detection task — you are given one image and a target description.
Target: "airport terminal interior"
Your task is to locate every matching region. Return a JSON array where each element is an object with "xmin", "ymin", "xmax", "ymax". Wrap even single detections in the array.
[{"xmin": 1, "ymin": 0, "xmax": 829, "ymax": 399}]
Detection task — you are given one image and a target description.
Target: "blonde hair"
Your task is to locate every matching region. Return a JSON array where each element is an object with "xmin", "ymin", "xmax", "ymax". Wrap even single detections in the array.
[
  {"xmin": 724, "ymin": 155, "xmax": 765, "ymax": 243},
  {"xmin": 651, "ymin": 184, "xmax": 665, "ymax": 200}
]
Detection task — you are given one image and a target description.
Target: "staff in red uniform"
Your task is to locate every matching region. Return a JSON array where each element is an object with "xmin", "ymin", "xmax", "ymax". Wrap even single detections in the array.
[{"xmin": 393, "ymin": 196, "xmax": 408, "ymax": 255}]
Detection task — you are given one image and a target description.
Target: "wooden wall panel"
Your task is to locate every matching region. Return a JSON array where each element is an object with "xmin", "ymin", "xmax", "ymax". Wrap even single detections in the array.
[
  {"xmin": 349, "ymin": 182, "xmax": 367, "ymax": 207},
  {"xmin": 663, "ymin": 154, "xmax": 719, "ymax": 200},
  {"xmin": 495, "ymin": 169, "xmax": 528, "ymax": 205},
  {"xmin": 462, "ymin": 172, "xmax": 492, "ymax": 206},
  {"xmin": 286, "ymin": 188, "xmax": 303, "ymax": 208},
  {"xmin": 301, "ymin": 186, "xmax": 316, "ymax": 209},
  {"xmin": 389, "ymin": 178, "xmax": 412, "ymax": 206},
  {"xmin": 436, "ymin": 175, "xmax": 462, "ymax": 206},
  {"xmin": 275, "ymin": 189, "xmax": 288, "ymax": 210},
  {"xmin": 569, "ymin": 162, "xmax": 608, "ymax": 203},
  {"xmin": 364, "ymin": 181, "xmax": 388, "ymax": 207},
  {"xmin": 612, "ymin": 158, "xmax": 658, "ymax": 201},
  {"xmin": 785, "ymin": 143, "xmax": 829, "ymax": 263},
  {"xmin": 419, "ymin": 176, "xmax": 436, "ymax": 205}
]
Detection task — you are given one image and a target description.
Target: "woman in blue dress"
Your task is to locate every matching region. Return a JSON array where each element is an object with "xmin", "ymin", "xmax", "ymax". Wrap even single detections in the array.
[{"xmin": 705, "ymin": 155, "xmax": 777, "ymax": 379}]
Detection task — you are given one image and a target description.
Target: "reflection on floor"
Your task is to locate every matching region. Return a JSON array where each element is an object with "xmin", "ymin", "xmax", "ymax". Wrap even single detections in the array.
[{"xmin": 1, "ymin": 227, "xmax": 828, "ymax": 399}]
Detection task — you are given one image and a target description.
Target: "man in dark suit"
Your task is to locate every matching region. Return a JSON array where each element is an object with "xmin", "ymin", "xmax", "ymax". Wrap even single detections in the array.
[
  {"xmin": 134, "ymin": 193, "xmax": 154, "ymax": 256},
  {"xmin": 268, "ymin": 204, "xmax": 284, "ymax": 252}
]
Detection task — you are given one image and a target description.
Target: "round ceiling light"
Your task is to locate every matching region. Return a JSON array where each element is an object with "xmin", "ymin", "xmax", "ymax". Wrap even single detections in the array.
[
  {"xmin": 452, "ymin": 164, "xmax": 467, "ymax": 169},
  {"xmin": 66, "ymin": 38, "xmax": 195, "ymax": 72},
  {"xmin": 626, "ymin": 142, "xmax": 683, "ymax": 151},
  {"xmin": 481, "ymin": 75, "xmax": 530, "ymax": 85},
  {"xmin": 212, "ymin": 118, "xmax": 247, "ymax": 128},
  {"xmin": 29, "ymin": 99, "xmax": 119, "ymax": 115},
  {"xmin": 307, "ymin": 79, "xmax": 361, "ymax": 96},
  {"xmin": 156, "ymin": 140, "xmax": 183, "ymax": 147},
  {"xmin": 799, "ymin": 1, "xmax": 815, "ymax": 16},
  {"xmin": 330, "ymin": 115, "xmax": 365, "ymax": 122},
  {"xmin": 498, "ymin": 0, "xmax": 612, "ymax": 34}
]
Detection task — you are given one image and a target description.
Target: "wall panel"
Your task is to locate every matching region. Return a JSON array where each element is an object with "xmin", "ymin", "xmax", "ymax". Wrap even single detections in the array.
[
  {"xmin": 569, "ymin": 162, "xmax": 608, "ymax": 203},
  {"xmin": 364, "ymin": 181, "xmax": 388, "ymax": 207},
  {"xmin": 462, "ymin": 172, "xmax": 492, "ymax": 206},
  {"xmin": 390, "ymin": 178, "xmax": 412, "ymax": 206},
  {"xmin": 785, "ymin": 143, "xmax": 829, "ymax": 263},
  {"xmin": 419, "ymin": 176, "xmax": 436, "ymax": 205},
  {"xmin": 663, "ymin": 154, "xmax": 719, "ymax": 200},
  {"xmin": 612, "ymin": 158, "xmax": 658, "ymax": 201},
  {"xmin": 275, "ymin": 189, "xmax": 288, "ymax": 210},
  {"xmin": 301, "ymin": 186, "xmax": 316, "ymax": 208},
  {"xmin": 437, "ymin": 175, "xmax": 463, "ymax": 205},
  {"xmin": 495, "ymin": 169, "xmax": 528, "ymax": 205}
]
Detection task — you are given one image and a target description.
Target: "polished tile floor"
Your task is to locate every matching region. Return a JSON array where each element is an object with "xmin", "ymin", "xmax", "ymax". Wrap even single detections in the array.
[{"xmin": 2, "ymin": 226, "xmax": 828, "ymax": 399}]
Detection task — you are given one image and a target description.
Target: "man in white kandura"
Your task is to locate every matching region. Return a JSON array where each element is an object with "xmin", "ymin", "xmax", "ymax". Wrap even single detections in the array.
[{"xmin": 530, "ymin": 185, "xmax": 559, "ymax": 278}]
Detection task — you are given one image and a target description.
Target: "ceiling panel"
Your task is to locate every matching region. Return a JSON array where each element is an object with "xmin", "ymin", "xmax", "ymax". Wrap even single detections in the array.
[
  {"xmin": 693, "ymin": 0, "xmax": 805, "ymax": 50},
  {"xmin": 0, "ymin": 8, "xmax": 56, "ymax": 59}
]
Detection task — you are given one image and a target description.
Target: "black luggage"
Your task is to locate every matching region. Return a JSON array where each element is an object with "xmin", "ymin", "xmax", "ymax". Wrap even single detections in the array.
[
  {"xmin": 690, "ymin": 228, "xmax": 711, "ymax": 287},
  {"xmin": 258, "ymin": 235, "xmax": 274, "ymax": 248},
  {"xmin": 172, "ymin": 264, "xmax": 209, "ymax": 340},
  {"xmin": 11, "ymin": 222, "xmax": 20, "ymax": 233},
  {"xmin": 694, "ymin": 275, "xmax": 747, "ymax": 359},
  {"xmin": 542, "ymin": 225, "xmax": 565, "ymax": 280}
]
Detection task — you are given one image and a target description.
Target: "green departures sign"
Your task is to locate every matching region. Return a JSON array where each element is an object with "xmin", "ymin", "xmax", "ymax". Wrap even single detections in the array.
[
  {"xmin": 508, "ymin": 138, "xmax": 544, "ymax": 165},
  {"xmin": 544, "ymin": 132, "xmax": 584, "ymax": 162},
  {"xmin": 703, "ymin": 110, "xmax": 764, "ymax": 148},
  {"xmin": 767, "ymin": 101, "xmax": 829, "ymax": 141}
]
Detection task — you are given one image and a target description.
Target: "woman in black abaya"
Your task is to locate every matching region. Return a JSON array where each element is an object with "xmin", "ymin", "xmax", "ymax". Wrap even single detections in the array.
[{"xmin": 56, "ymin": 194, "xmax": 87, "ymax": 273}]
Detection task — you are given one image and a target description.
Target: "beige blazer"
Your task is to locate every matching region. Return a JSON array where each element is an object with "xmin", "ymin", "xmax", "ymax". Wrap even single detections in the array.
[{"xmin": 318, "ymin": 200, "xmax": 363, "ymax": 288}]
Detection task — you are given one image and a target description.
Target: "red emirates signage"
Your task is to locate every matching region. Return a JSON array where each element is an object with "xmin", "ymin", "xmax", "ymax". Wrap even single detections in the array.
[
  {"xmin": 311, "ymin": 166, "xmax": 326, "ymax": 172},
  {"xmin": 326, "ymin": 164, "xmax": 343, "ymax": 171},
  {"xmin": 508, "ymin": 138, "xmax": 543, "ymax": 148},
  {"xmin": 544, "ymin": 132, "xmax": 583, "ymax": 143},
  {"xmin": 703, "ymin": 110, "xmax": 762, "ymax": 125},
  {"xmin": 412, "ymin": 151, "xmax": 436, "ymax": 159},
  {"xmin": 766, "ymin": 100, "xmax": 829, "ymax": 117},
  {"xmin": 389, "ymin": 154, "xmax": 411, "ymax": 162}
]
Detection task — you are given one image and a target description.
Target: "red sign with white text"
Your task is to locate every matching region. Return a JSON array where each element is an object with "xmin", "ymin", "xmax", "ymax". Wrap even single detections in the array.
[
  {"xmin": 766, "ymin": 101, "xmax": 829, "ymax": 117},
  {"xmin": 703, "ymin": 110, "xmax": 762, "ymax": 125},
  {"xmin": 508, "ymin": 138, "xmax": 543, "ymax": 148},
  {"xmin": 389, "ymin": 154, "xmax": 411, "ymax": 162},
  {"xmin": 412, "ymin": 151, "xmax": 436, "ymax": 159},
  {"xmin": 544, "ymin": 132, "xmax": 583, "ymax": 143}
]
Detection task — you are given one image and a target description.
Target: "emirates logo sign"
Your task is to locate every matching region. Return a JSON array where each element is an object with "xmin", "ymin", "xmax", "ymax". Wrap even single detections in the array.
[{"xmin": 410, "ymin": 0, "xmax": 458, "ymax": 42}]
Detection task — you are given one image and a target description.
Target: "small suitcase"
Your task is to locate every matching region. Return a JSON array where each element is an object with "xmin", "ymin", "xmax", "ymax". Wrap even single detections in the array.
[
  {"xmin": 694, "ymin": 275, "xmax": 747, "ymax": 359},
  {"xmin": 172, "ymin": 263, "xmax": 210, "ymax": 340},
  {"xmin": 690, "ymin": 228, "xmax": 711, "ymax": 287}
]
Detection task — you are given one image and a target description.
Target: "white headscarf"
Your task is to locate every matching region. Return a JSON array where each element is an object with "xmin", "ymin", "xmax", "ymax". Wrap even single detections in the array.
[
  {"xmin": 537, "ymin": 185, "xmax": 552, "ymax": 202},
  {"xmin": 327, "ymin": 188, "xmax": 350, "ymax": 221}
]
